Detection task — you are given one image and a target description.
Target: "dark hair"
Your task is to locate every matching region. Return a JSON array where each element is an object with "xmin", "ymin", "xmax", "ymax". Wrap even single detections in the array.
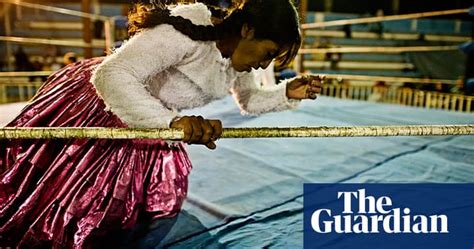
[{"xmin": 128, "ymin": 0, "xmax": 301, "ymax": 67}]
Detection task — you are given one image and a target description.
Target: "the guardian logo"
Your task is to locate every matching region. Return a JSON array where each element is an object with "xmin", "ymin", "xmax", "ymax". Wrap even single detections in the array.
[{"xmin": 311, "ymin": 189, "xmax": 449, "ymax": 234}]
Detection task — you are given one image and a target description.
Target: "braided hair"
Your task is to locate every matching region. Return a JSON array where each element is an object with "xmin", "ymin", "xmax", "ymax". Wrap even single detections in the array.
[{"xmin": 128, "ymin": 0, "xmax": 301, "ymax": 67}]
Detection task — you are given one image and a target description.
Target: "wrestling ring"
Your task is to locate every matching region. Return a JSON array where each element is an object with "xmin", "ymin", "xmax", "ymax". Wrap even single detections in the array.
[{"xmin": 0, "ymin": 2, "xmax": 473, "ymax": 248}]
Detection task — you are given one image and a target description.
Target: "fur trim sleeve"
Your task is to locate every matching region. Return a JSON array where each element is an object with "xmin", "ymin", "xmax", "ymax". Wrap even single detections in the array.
[
  {"xmin": 230, "ymin": 72, "xmax": 300, "ymax": 115},
  {"xmin": 170, "ymin": 3, "xmax": 212, "ymax": 25},
  {"xmin": 91, "ymin": 25, "xmax": 198, "ymax": 128}
]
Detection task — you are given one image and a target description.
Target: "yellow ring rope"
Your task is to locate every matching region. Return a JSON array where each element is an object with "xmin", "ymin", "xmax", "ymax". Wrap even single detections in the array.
[{"xmin": 0, "ymin": 125, "xmax": 472, "ymax": 140}]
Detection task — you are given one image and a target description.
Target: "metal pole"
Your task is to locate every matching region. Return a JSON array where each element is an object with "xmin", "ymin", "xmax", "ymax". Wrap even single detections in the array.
[
  {"xmin": 392, "ymin": 0, "xmax": 400, "ymax": 15},
  {"xmin": 4, "ymin": 3, "xmax": 13, "ymax": 71},
  {"xmin": 297, "ymin": 0, "xmax": 308, "ymax": 74},
  {"xmin": 103, "ymin": 19, "xmax": 115, "ymax": 55},
  {"xmin": 82, "ymin": 0, "xmax": 92, "ymax": 58},
  {"xmin": 324, "ymin": 0, "xmax": 333, "ymax": 13}
]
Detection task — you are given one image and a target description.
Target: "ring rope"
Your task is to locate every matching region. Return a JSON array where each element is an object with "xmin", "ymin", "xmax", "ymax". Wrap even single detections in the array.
[
  {"xmin": 302, "ymin": 8, "xmax": 469, "ymax": 29},
  {"xmin": 0, "ymin": 0, "xmax": 110, "ymax": 21},
  {"xmin": 317, "ymin": 74, "xmax": 457, "ymax": 85},
  {"xmin": 0, "ymin": 125, "xmax": 472, "ymax": 140},
  {"xmin": 0, "ymin": 71, "xmax": 54, "ymax": 77},
  {"xmin": 0, "ymin": 36, "xmax": 104, "ymax": 48},
  {"xmin": 298, "ymin": 45, "xmax": 460, "ymax": 54}
]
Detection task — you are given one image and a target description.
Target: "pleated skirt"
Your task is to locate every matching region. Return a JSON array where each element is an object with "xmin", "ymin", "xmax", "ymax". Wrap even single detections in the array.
[{"xmin": 0, "ymin": 57, "xmax": 192, "ymax": 248}]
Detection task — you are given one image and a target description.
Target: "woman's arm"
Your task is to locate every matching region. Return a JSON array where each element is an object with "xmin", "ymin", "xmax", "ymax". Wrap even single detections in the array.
[
  {"xmin": 231, "ymin": 73, "xmax": 323, "ymax": 115},
  {"xmin": 230, "ymin": 72, "xmax": 300, "ymax": 115},
  {"xmin": 92, "ymin": 25, "xmax": 198, "ymax": 128}
]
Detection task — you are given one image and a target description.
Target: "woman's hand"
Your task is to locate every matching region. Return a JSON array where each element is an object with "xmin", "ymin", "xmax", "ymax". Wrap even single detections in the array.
[
  {"xmin": 286, "ymin": 75, "xmax": 324, "ymax": 100},
  {"xmin": 170, "ymin": 116, "xmax": 222, "ymax": 150}
]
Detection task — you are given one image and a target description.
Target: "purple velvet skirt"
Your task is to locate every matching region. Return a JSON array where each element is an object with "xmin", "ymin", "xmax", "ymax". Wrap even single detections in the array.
[{"xmin": 0, "ymin": 58, "xmax": 192, "ymax": 248}]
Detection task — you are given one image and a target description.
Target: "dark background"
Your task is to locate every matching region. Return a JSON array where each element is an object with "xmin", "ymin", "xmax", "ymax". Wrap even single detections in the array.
[{"xmin": 308, "ymin": 0, "xmax": 472, "ymax": 15}]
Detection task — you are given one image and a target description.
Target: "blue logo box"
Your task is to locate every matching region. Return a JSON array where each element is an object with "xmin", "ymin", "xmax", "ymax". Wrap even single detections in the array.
[{"xmin": 303, "ymin": 184, "xmax": 474, "ymax": 249}]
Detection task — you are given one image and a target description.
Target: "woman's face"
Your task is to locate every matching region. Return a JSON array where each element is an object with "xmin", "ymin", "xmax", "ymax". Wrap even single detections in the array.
[{"xmin": 231, "ymin": 25, "xmax": 280, "ymax": 72}]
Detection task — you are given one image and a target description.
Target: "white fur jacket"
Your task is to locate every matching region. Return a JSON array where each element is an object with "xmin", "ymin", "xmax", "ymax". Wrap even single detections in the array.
[{"xmin": 92, "ymin": 3, "xmax": 299, "ymax": 128}]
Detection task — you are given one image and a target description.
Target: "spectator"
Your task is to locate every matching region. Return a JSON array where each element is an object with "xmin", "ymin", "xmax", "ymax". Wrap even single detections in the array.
[
  {"xmin": 42, "ymin": 56, "xmax": 61, "ymax": 72},
  {"xmin": 13, "ymin": 46, "xmax": 32, "ymax": 72},
  {"xmin": 326, "ymin": 51, "xmax": 342, "ymax": 70},
  {"xmin": 63, "ymin": 52, "xmax": 78, "ymax": 66},
  {"xmin": 368, "ymin": 81, "xmax": 388, "ymax": 102},
  {"xmin": 42, "ymin": 45, "xmax": 59, "ymax": 58},
  {"xmin": 343, "ymin": 24, "xmax": 352, "ymax": 38},
  {"xmin": 464, "ymin": 78, "xmax": 474, "ymax": 95},
  {"xmin": 29, "ymin": 59, "xmax": 45, "ymax": 82},
  {"xmin": 370, "ymin": 9, "xmax": 384, "ymax": 38},
  {"xmin": 93, "ymin": 20, "xmax": 104, "ymax": 39}
]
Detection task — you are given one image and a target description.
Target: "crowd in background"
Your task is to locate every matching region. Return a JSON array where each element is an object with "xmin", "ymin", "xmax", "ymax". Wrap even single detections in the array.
[
  {"xmin": 12, "ymin": 45, "xmax": 77, "ymax": 82},
  {"xmin": 0, "ymin": 1, "xmax": 472, "ymax": 96}
]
